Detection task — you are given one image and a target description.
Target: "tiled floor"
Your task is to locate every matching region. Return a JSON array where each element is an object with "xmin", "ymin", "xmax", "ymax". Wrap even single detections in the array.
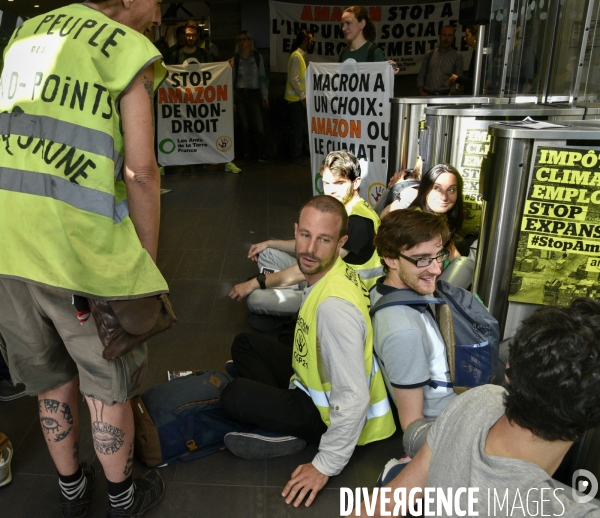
[{"xmin": 0, "ymin": 160, "xmax": 404, "ymax": 517}]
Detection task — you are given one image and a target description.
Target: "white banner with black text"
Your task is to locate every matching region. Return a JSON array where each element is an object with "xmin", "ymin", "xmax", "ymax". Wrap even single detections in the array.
[
  {"xmin": 307, "ymin": 61, "xmax": 393, "ymax": 207},
  {"xmin": 269, "ymin": 0, "xmax": 463, "ymax": 74},
  {"xmin": 157, "ymin": 60, "xmax": 234, "ymax": 166}
]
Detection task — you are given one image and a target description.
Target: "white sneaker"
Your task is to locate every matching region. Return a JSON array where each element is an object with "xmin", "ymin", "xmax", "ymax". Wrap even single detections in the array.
[
  {"xmin": 0, "ymin": 440, "xmax": 13, "ymax": 488},
  {"xmin": 375, "ymin": 456, "xmax": 411, "ymax": 487},
  {"xmin": 225, "ymin": 162, "xmax": 242, "ymax": 174}
]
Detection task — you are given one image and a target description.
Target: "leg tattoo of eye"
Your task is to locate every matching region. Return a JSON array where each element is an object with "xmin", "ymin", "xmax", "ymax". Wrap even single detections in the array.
[
  {"xmin": 39, "ymin": 400, "xmax": 73, "ymax": 442},
  {"xmin": 92, "ymin": 422, "xmax": 125, "ymax": 455},
  {"xmin": 123, "ymin": 441, "xmax": 133, "ymax": 477}
]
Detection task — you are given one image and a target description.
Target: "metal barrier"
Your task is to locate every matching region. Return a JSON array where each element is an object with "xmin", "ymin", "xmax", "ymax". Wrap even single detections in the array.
[
  {"xmin": 387, "ymin": 96, "xmax": 509, "ymax": 179},
  {"xmin": 473, "ymin": 119, "xmax": 600, "ymax": 337}
]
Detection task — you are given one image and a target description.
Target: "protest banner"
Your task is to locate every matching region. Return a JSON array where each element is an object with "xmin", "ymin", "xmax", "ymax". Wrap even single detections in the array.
[
  {"xmin": 269, "ymin": 1, "xmax": 463, "ymax": 74},
  {"xmin": 508, "ymin": 146, "xmax": 600, "ymax": 306},
  {"xmin": 452, "ymin": 127, "xmax": 488, "ymax": 236},
  {"xmin": 157, "ymin": 60, "xmax": 234, "ymax": 166},
  {"xmin": 306, "ymin": 61, "xmax": 393, "ymax": 206}
]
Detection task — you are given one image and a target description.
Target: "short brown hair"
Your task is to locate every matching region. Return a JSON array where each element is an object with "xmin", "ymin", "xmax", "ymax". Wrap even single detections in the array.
[
  {"xmin": 375, "ymin": 209, "xmax": 450, "ymax": 271},
  {"xmin": 319, "ymin": 150, "xmax": 361, "ymax": 182},
  {"xmin": 300, "ymin": 195, "xmax": 348, "ymax": 239},
  {"xmin": 185, "ymin": 21, "xmax": 199, "ymax": 33}
]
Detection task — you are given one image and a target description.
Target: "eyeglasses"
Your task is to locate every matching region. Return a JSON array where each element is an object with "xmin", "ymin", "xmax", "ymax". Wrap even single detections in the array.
[
  {"xmin": 237, "ymin": 37, "xmax": 249, "ymax": 42},
  {"xmin": 398, "ymin": 250, "xmax": 449, "ymax": 268}
]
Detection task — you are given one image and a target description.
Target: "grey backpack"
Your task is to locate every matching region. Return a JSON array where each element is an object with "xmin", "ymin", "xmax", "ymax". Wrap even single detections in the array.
[{"xmin": 370, "ymin": 281, "xmax": 500, "ymax": 393}]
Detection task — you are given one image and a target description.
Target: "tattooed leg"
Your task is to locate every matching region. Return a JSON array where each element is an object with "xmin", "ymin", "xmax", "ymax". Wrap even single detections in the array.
[
  {"xmin": 86, "ymin": 397, "xmax": 134, "ymax": 483},
  {"xmin": 123, "ymin": 441, "xmax": 134, "ymax": 478},
  {"xmin": 37, "ymin": 376, "xmax": 80, "ymax": 476}
]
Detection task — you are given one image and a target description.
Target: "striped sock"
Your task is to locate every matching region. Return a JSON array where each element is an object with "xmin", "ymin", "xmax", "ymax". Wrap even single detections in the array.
[
  {"xmin": 107, "ymin": 475, "xmax": 135, "ymax": 509},
  {"xmin": 58, "ymin": 466, "xmax": 87, "ymax": 501}
]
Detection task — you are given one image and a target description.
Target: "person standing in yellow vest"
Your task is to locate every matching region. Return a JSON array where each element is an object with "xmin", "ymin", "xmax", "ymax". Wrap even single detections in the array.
[
  {"xmin": 221, "ymin": 195, "xmax": 395, "ymax": 508},
  {"xmin": 285, "ymin": 30, "xmax": 313, "ymax": 163},
  {"xmin": 229, "ymin": 150, "xmax": 384, "ymax": 331},
  {"xmin": 0, "ymin": 1, "xmax": 169, "ymax": 516}
]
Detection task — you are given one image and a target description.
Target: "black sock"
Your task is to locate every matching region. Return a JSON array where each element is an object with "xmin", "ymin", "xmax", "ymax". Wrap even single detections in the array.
[
  {"xmin": 107, "ymin": 475, "xmax": 134, "ymax": 509},
  {"xmin": 58, "ymin": 466, "xmax": 86, "ymax": 501}
]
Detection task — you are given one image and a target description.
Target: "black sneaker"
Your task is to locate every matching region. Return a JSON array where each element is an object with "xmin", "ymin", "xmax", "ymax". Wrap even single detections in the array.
[
  {"xmin": 107, "ymin": 470, "xmax": 165, "ymax": 518},
  {"xmin": 224, "ymin": 360, "xmax": 239, "ymax": 379},
  {"xmin": 224, "ymin": 429, "xmax": 306, "ymax": 460},
  {"xmin": 60, "ymin": 461, "xmax": 96, "ymax": 518},
  {"xmin": 259, "ymin": 156, "xmax": 274, "ymax": 163}
]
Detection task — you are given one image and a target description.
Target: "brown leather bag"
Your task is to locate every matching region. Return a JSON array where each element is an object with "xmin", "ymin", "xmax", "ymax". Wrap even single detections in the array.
[{"xmin": 89, "ymin": 294, "xmax": 177, "ymax": 360}]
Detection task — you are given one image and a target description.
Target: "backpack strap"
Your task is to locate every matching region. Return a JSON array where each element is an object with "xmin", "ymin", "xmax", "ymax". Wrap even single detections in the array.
[
  {"xmin": 370, "ymin": 287, "xmax": 454, "ymax": 388},
  {"xmin": 253, "ymin": 50, "xmax": 261, "ymax": 70},
  {"xmin": 367, "ymin": 42, "xmax": 377, "ymax": 62},
  {"xmin": 338, "ymin": 45, "xmax": 349, "ymax": 62},
  {"xmin": 370, "ymin": 288, "xmax": 444, "ymax": 317},
  {"xmin": 234, "ymin": 53, "xmax": 240, "ymax": 87},
  {"xmin": 435, "ymin": 303, "xmax": 456, "ymax": 384}
]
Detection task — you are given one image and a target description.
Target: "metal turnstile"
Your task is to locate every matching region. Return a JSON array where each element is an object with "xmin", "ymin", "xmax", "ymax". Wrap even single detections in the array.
[
  {"xmin": 418, "ymin": 105, "xmax": 586, "ymax": 237},
  {"xmin": 582, "ymin": 102, "xmax": 600, "ymax": 120},
  {"xmin": 421, "ymin": 104, "xmax": 586, "ymax": 174},
  {"xmin": 473, "ymin": 120, "xmax": 600, "ymax": 338},
  {"xmin": 387, "ymin": 96, "xmax": 509, "ymax": 179}
]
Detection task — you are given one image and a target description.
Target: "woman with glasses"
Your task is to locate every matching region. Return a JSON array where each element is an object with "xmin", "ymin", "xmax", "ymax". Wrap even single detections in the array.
[{"xmin": 231, "ymin": 31, "xmax": 271, "ymax": 163}]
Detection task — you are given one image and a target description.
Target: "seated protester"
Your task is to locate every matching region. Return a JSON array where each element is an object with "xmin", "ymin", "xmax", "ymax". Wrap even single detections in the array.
[
  {"xmin": 221, "ymin": 195, "xmax": 395, "ymax": 508},
  {"xmin": 367, "ymin": 298, "xmax": 600, "ymax": 518},
  {"xmin": 168, "ymin": 21, "xmax": 210, "ymax": 65},
  {"xmin": 409, "ymin": 164, "xmax": 464, "ymax": 261},
  {"xmin": 229, "ymin": 150, "xmax": 383, "ymax": 323},
  {"xmin": 387, "ymin": 164, "xmax": 465, "ymax": 262},
  {"xmin": 370, "ymin": 210, "xmax": 456, "ymax": 485},
  {"xmin": 375, "ymin": 158, "xmax": 423, "ymax": 216}
]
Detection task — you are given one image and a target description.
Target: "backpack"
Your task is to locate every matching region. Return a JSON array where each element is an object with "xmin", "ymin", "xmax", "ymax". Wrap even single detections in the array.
[
  {"xmin": 339, "ymin": 42, "xmax": 378, "ymax": 63},
  {"xmin": 370, "ymin": 280, "xmax": 500, "ymax": 394},
  {"xmin": 131, "ymin": 371, "xmax": 253, "ymax": 467}
]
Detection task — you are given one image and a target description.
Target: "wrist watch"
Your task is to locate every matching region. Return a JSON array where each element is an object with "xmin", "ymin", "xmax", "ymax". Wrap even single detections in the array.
[{"xmin": 257, "ymin": 273, "xmax": 267, "ymax": 290}]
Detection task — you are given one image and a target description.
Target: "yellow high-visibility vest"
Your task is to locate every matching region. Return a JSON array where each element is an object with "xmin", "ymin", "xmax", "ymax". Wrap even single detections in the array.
[
  {"xmin": 0, "ymin": 4, "xmax": 168, "ymax": 298},
  {"xmin": 291, "ymin": 257, "xmax": 395, "ymax": 445}
]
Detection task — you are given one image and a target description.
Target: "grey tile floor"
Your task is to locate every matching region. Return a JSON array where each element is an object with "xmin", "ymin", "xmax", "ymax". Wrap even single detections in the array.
[{"xmin": 0, "ymin": 160, "xmax": 403, "ymax": 517}]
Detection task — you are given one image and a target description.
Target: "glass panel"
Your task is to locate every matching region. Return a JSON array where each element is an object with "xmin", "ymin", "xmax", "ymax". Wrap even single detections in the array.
[
  {"xmin": 483, "ymin": 0, "xmax": 512, "ymax": 95},
  {"xmin": 548, "ymin": 0, "xmax": 593, "ymax": 100},
  {"xmin": 578, "ymin": 0, "xmax": 600, "ymax": 101},
  {"xmin": 505, "ymin": 0, "xmax": 556, "ymax": 97}
]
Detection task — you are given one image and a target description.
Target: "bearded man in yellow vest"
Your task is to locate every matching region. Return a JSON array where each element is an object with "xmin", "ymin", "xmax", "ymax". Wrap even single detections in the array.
[
  {"xmin": 229, "ymin": 150, "xmax": 384, "ymax": 331},
  {"xmin": 285, "ymin": 29, "xmax": 313, "ymax": 163},
  {"xmin": 221, "ymin": 195, "xmax": 395, "ymax": 508},
  {"xmin": 0, "ymin": 1, "xmax": 169, "ymax": 516}
]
